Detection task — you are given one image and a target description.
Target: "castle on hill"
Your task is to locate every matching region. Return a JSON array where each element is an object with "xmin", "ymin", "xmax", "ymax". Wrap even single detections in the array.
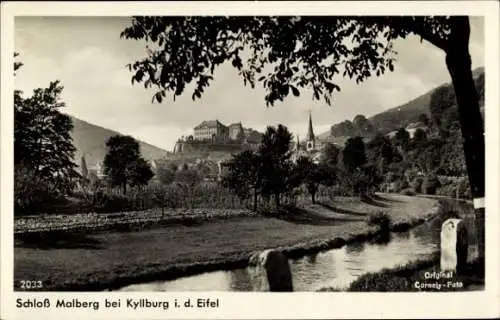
[
  {"xmin": 173, "ymin": 112, "xmax": 331, "ymax": 166},
  {"xmin": 173, "ymin": 120, "xmax": 263, "ymax": 153}
]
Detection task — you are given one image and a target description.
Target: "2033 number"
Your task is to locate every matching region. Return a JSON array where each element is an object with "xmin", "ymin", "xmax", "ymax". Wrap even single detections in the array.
[{"xmin": 19, "ymin": 280, "xmax": 43, "ymax": 290}]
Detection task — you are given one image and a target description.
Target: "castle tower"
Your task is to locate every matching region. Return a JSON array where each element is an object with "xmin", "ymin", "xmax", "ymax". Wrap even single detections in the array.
[{"xmin": 306, "ymin": 111, "xmax": 315, "ymax": 152}]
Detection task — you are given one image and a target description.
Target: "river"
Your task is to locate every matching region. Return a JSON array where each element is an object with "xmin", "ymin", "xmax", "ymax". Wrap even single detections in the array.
[
  {"xmin": 117, "ymin": 226, "xmax": 439, "ymax": 291},
  {"xmin": 116, "ymin": 199, "xmax": 475, "ymax": 291}
]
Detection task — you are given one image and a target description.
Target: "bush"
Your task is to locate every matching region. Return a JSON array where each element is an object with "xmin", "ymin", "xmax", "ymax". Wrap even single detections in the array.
[
  {"xmin": 396, "ymin": 179, "xmax": 409, "ymax": 191},
  {"xmin": 436, "ymin": 177, "xmax": 471, "ymax": 199},
  {"xmin": 411, "ymin": 177, "xmax": 424, "ymax": 193},
  {"xmin": 14, "ymin": 165, "xmax": 63, "ymax": 215},
  {"xmin": 400, "ymin": 188, "xmax": 416, "ymax": 196},
  {"xmin": 367, "ymin": 211, "xmax": 392, "ymax": 232},
  {"xmin": 422, "ymin": 174, "xmax": 441, "ymax": 195},
  {"xmin": 91, "ymin": 189, "xmax": 136, "ymax": 213}
]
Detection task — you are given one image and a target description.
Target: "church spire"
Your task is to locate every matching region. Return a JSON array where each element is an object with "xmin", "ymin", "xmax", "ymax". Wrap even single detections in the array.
[{"xmin": 306, "ymin": 110, "xmax": 315, "ymax": 141}]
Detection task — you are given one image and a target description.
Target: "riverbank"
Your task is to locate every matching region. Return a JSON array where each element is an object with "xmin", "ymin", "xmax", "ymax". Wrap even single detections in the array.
[
  {"xmin": 318, "ymin": 197, "xmax": 484, "ymax": 292},
  {"xmin": 14, "ymin": 194, "xmax": 439, "ymax": 291},
  {"xmin": 318, "ymin": 256, "xmax": 484, "ymax": 292}
]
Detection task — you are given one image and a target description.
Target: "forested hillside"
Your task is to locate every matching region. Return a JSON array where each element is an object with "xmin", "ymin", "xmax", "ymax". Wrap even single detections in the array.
[{"xmin": 327, "ymin": 67, "xmax": 484, "ymax": 138}]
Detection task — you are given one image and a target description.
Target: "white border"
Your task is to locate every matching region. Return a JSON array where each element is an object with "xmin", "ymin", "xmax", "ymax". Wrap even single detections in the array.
[{"xmin": 1, "ymin": 1, "xmax": 499, "ymax": 319}]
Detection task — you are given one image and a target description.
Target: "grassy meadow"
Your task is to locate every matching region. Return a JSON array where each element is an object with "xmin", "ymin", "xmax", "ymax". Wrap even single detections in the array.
[{"xmin": 14, "ymin": 194, "xmax": 439, "ymax": 291}]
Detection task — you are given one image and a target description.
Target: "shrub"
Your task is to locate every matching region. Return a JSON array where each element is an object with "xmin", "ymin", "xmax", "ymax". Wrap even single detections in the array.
[
  {"xmin": 367, "ymin": 211, "xmax": 392, "ymax": 232},
  {"xmin": 436, "ymin": 178, "xmax": 471, "ymax": 199},
  {"xmin": 411, "ymin": 177, "xmax": 424, "ymax": 193},
  {"xmin": 396, "ymin": 179, "xmax": 409, "ymax": 191},
  {"xmin": 91, "ymin": 189, "xmax": 135, "ymax": 213},
  {"xmin": 400, "ymin": 188, "xmax": 416, "ymax": 196},
  {"xmin": 422, "ymin": 174, "xmax": 441, "ymax": 195},
  {"xmin": 14, "ymin": 165, "xmax": 62, "ymax": 215}
]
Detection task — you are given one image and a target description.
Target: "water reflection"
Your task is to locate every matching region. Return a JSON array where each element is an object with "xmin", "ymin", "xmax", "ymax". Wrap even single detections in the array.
[
  {"xmin": 119, "ymin": 223, "xmax": 440, "ymax": 292},
  {"xmin": 228, "ymin": 268, "xmax": 253, "ymax": 291},
  {"xmin": 344, "ymin": 241, "xmax": 364, "ymax": 255},
  {"xmin": 305, "ymin": 253, "xmax": 317, "ymax": 264},
  {"xmin": 371, "ymin": 232, "xmax": 392, "ymax": 245}
]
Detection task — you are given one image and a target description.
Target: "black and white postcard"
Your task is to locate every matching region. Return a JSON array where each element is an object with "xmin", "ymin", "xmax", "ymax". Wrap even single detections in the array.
[{"xmin": 1, "ymin": 1, "xmax": 499, "ymax": 319}]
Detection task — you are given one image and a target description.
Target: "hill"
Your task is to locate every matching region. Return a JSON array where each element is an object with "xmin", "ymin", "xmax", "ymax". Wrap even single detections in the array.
[
  {"xmin": 69, "ymin": 116, "xmax": 170, "ymax": 169},
  {"xmin": 320, "ymin": 67, "xmax": 485, "ymax": 139}
]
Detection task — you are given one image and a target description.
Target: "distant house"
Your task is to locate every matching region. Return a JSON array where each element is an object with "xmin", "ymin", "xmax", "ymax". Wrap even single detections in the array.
[
  {"xmin": 242, "ymin": 129, "xmax": 263, "ymax": 150},
  {"xmin": 386, "ymin": 130, "xmax": 399, "ymax": 139},
  {"xmin": 405, "ymin": 122, "xmax": 427, "ymax": 138},
  {"xmin": 228, "ymin": 122, "xmax": 244, "ymax": 141},
  {"xmin": 193, "ymin": 120, "xmax": 229, "ymax": 141}
]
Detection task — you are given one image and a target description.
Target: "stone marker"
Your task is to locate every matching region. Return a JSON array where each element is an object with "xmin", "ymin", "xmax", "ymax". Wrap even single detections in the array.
[
  {"xmin": 248, "ymin": 249, "xmax": 293, "ymax": 292},
  {"xmin": 441, "ymin": 218, "xmax": 469, "ymax": 273}
]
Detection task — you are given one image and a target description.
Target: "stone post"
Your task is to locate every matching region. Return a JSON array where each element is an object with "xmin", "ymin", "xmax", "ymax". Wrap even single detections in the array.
[
  {"xmin": 248, "ymin": 249, "xmax": 293, "ymax": 292},
  {"xmin": 441, "ymin": 218, "xmax": 469, "ymax": 273}
]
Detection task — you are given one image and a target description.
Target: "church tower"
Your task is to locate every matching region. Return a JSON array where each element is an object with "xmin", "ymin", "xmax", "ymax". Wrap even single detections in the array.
[{"xmin": 306, "ymin": 111, "xmax": 315, "ymax": 152}]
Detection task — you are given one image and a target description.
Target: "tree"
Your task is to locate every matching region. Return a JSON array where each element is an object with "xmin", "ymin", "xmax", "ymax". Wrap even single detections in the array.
[
  {"xmin": 221, "ymin": 150, "xmax": 262, "ymax": 210},
  {"xmin": 156, "ymin": 162, "xmax": 176, "ymax": 185},
  {"xmin": 342, "ymin": 137, "xmax": 367, "ymax": 172},
  {"xmin": 103, "ymin": 134, "xmax": 152, "ymax": 193},
  {"xmin": 174, "ymin": 167, "xmax": 202, "ymax": 208},
  {"xmin": 366, "ymin": 133, "xmax": 400, "ymax": 172},
  {"xmin": 412, "ymin": 128, "xmax": 427, "ymax": 147},
  {"xmin": 394, "ymin": 127, "xmax": 411, "ymax": 152},
  {"xmin": 429, "ymin": 85, "xmax": 460, "ymax": 138},
  {"xmin": 148, "ymin": 183, "xmax": 178, "ymax": 218},
  {"xmin": 320, "ymin": 142, "xmax": 341, "ymax": 169},
  {"xmin": 129, "ymin": 158, "xmax": 154, "ymax": 188},
  {"xmin": 121, "ymin": 16, "xmax": 485, "ymax": 258},
  {"xmin": 295, "ymin": 156, "xmax": 335, "ymax": 204},
  {"xmin": 14, "ymin": 58, "xmax": 79, "ymax": 194},
  {"xmin": 414, "ymin": 138, "xmax": 443, "ymax": 174},
  {"xmin": 258, "ymin": 124, "xmax": 293, "ymax": 208},
  {"xmin": 418, "ymin": 113, "xmax": 430, "ymax": 126},
  {"xmin": 353, "ymin": 114, "xmax": 375, "ymax": 137},
  {"xmin": 331, "ymin": 120, "xmax": 355, "ymax": 137}
]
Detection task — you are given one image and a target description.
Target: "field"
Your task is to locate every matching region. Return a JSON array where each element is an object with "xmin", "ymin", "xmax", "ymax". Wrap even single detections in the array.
[{"xmin": 14, "ymin": 194, "xmax": 439, "ymax": 291}]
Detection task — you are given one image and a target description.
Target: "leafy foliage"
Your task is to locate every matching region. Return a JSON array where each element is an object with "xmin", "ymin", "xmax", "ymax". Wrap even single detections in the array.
[
  {"xmin": 14, "ymin": 56, "xmax": 79, "ymax": 197},
  {"xmin": 129, "ymin": 157, "xmax": 154, "ymax": 188},
  {"xmin": 368, "ymin": 211, "xmax": 392, "ymax": 232},
  {"xmin": 422, "ymin": 173, "xmax": 441, "ymax": 195},
  {"xmin": 221, "ymin": 150, "xmax": 262, "ymax": 210},
  {"xmin": 258, "ymin": 125, "xmax": 294, "ymax": 207},
  {"xmin": 320, "ymin": 142, "xmax": 341, "ymax": 169},
  {"xmin": 14, "ymin": 164, "xmax": 63, "ymax": 215},
  {"xmin": 342, "ymin": 136, "xmax": 367, "ymax": 172},
  {"xmin": 121, "ymin": 16, "xmax": 454, "ymax": 107},
  {"xmin": 429, "ymin": 85, "xmax": 461, "ymax": 138},
  {"xmin": 156, "ymin": 162, "xmax": 177, "ymax": 185},
  {"xmin": 394, "ymin": 127, "xmax": 411, "ymax": 152},
  {"xmin": 103, "ymin": 135, "xmax": 153, "ymax": 193},
  {"xmin": 294, "ymin": 156, "xmax": 336, "ymax": 204},
  {"xmin": 366, "ymin": 133, "xmax": 401, "ymax": 172}
]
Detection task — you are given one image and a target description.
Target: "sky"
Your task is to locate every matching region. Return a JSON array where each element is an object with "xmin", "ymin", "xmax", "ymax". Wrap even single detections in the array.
[{"xmin": 14, "ymin": 16, "xmax": 485, "ymax": 151}]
